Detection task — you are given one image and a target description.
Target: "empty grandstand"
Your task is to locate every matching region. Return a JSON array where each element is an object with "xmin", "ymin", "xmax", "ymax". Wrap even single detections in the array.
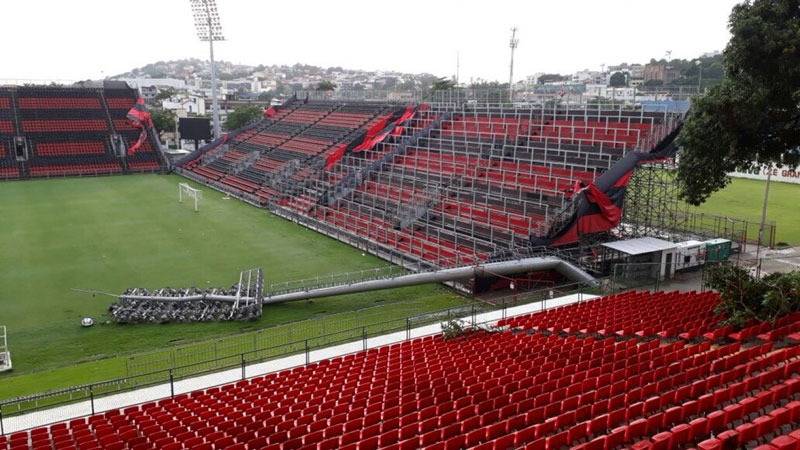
[
  {"xmin": 3, "ymin": 290, "xmax": 799, "ymax": 450},
  {"xmin": 178, "ymin": 98, "xmax": 399, "ymax": 206},
  {"xmin": 178, "ymin": 100, "xmax": 682, "ymax": 273},
  {"xmin": 0, "ymin": 85, "xmax": 168, "ymax": 179}
]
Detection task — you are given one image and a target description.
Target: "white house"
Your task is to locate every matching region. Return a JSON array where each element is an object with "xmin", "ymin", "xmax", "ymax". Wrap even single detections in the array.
[{"xmin": 162, "ymin": 96, "xmax": 206, "ymax": 116}]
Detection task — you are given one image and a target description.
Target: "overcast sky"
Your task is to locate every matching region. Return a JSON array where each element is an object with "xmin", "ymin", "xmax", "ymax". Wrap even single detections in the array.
[{"xmin": 1, "ymin": 0, "xmax": 741, "ymax": 83}]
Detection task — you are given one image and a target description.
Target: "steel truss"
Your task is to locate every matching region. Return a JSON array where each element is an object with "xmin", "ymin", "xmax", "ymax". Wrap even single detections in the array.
[{"xmin": 619, "ymin": 159, "xmax": 688, "ymax": 241}]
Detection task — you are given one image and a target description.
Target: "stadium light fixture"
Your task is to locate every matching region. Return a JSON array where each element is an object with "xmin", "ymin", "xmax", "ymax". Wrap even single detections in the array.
[
  {"xmin": 189, "ymin": 0, "xmax": 225, "ymax": 140},
  {"xmin": 508, "ymin": 27, "xmax": 519, "ymax": 103}
]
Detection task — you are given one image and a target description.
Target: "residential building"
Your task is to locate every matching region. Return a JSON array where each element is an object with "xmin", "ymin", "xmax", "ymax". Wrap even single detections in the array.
[{"xmin": 643, "ymin": 64, "xmax": 681, "ymax": 84}]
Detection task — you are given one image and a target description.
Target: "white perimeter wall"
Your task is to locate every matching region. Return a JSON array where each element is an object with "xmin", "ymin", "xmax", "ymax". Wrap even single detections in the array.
[{"xmin": 729, "ymin": 165, "xmax": 800, "ymax": 184}]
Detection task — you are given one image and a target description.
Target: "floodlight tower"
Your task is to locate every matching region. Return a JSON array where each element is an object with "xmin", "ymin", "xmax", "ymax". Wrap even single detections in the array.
[
  {"xmin": 190, "ymin": 0, "xmax": 225, "ymax": 140},
  {"xmin": 508, "ymin": 27, "xmax": 519, "ymax": 103}
]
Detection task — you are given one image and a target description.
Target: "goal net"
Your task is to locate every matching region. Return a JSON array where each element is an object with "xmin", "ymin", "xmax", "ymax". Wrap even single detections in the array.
[
  {"xmin": 0, "ymin": 325, "xmax": 11, "ymax": 372},
  {"xmin": 178, "ymin": 183, "xmax": 203, "ymax": 212}
]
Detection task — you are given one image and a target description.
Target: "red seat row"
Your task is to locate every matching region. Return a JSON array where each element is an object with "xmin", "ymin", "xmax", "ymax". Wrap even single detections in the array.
[
  {"xmin": 6, "ymin": 290, "xmax": 799, "ymax": 450},
  {"xmin": 17, "ymin": 98, "xmax": 102, "ymax": 109},
  {"xmin": 498, "ymin": 290, "xmax": 721, "ymax": 339},
  {"xmin": 29, "ymin": 163, "xmax": 122, "ymax": 177},
  {"xmin": 128, "ymin": 161, "xmax": 162, "ymax": 172},
  {"xmin": 105, "ymin": 98, "xmax": 135, "ymax": 109},
  {"xmin": 36, "ymin": 142, "xmax": 107, "ymax": 157},
  {"xmin": 21, "ymin": 120, "xmax": 109, "ymax": 133}
]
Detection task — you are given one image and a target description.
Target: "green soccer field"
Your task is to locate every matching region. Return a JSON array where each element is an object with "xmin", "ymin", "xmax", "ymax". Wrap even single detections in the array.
[
  {"xmin": 684, "ymin": 177, "xmax": 800, "ymax": 245},
  {"xmin": 0, "ymin": 175, "xmax": 466, "ymax": 399}
]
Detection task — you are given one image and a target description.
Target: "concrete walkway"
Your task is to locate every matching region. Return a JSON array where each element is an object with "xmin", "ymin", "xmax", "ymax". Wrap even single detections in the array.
[{"xmin": 3, "ymin": 292, "xmax": 597, "ymax": 433}]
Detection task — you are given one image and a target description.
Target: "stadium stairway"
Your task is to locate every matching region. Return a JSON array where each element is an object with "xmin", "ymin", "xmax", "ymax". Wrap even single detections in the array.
[{"xmin": 4, "ymin": 289, "xmax": 800, "ymax": 450}]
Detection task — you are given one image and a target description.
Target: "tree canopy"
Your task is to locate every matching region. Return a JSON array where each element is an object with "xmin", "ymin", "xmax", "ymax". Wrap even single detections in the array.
[
  {"xmin": 676, "ymin": 0, "xmax": 800, "ymax": 205},
  {"xmin": 257, "ymin": 91, "xmax": 273, "ymax": 102},
  {"xmin": 706, "ymin": 264, "xmax": 800, "ymax": 327},
  {"xmin": 155, "ymin": 88, "xmax": 176, "ymax": 101},
  {"xmin": 609, "ymin": 72, "xmax": 627, "ymax": 87},
  {"xmin": 149, "ymin": 109, "xmax": 176, "ymax": 134},
  {"xmin": 316, "ymin": 80, "xmax": 337, "ymax": 91},
  {"xmin": 430, "ymin": 77, "xmax": 457, "ymax": 91},
  {"xmin": 224, "ymin": 106, "xmax": 263, "ymax": 131}
]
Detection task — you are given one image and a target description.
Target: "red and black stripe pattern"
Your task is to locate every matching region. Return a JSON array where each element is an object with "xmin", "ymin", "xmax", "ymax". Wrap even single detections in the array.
[
  {"xmin": 535, "ymin": 123, "xmax": 683, "ymax": 246},
  {"xmin": 324, "ymin": 105, "xmax": 423, "ymax": 170},
  {"xmin": 125, "ymin": 96, "xmax": 154, "ymax": 156}
]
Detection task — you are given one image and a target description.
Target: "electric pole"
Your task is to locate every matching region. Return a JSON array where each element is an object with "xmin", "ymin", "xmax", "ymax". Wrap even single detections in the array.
[{"xmin": 508, "ymin": 27, "xmax": 519, "ymax": 103}]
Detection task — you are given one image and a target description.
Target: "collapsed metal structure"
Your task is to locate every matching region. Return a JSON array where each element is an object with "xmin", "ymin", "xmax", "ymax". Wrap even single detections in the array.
[
  {"xmin": 262, "ymin": 256, "xmax": 598, "ymax": 304},
  {"xmin": 109, "ymin": 268, "xmax": 263, "ymax": 324},
  {"xmin": 0, "ymin": 325, "xmax": 11, "ymax": 373},
  {"xmin": 103, "ymin": 258, "xmax": 595, "ymax": 324}
]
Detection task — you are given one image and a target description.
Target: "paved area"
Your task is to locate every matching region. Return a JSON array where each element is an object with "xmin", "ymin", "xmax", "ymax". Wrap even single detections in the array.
[{"xmin": 736, "ymin": 245, "xmax": 800, "ymax": 276}]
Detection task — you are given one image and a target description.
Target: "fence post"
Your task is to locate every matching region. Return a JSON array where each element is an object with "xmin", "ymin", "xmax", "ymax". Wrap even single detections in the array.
[
  {"xmin": 169, "ymin": 369, "xmax": 175, "ymax": 398},
  {"xmin": 362, "ymin": 327, "xmax": 367, "ymax": 351},
  {"xmin": 406, "ymin": 318, "xmax": 411, "ymax": 341},
  {"xmin": 0, "ymin": 404, "xmax": 4, "ymax": 436},
  {"xmin": 89, "ymin": 385, "xmax": 95, "ymax": 416},
  {"xmin": 240, "ymin": 355, "xmax": 246, "ymax": 380},
  {"xmin": 700, "ymin": 264, "xmax": 706, "ymax": 292},
  {"xmin": 305, "ymin": 340, "xmax": 310, "ymax": 366},
  {"xmin": 471, "ymin": 304, "xmax": 476, "ymax": 327},
  {"xmin": 502, "ymin": 298, "xmax": 506, "ymax": 320}
]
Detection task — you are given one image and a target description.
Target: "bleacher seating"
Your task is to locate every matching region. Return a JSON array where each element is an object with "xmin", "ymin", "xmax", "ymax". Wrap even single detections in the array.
[
  {"xmin": 5, "ymin": 289, "xmax": 800, "ymax": 450},
  {"xmin": 179, "ymin": 100, "xmax": 680, "ymax": 269},
  {"xmin": 0, "ymin": 86, "xmax": 168, "ymax": 180},
  {"xmin": 180, "ymin": 101, "xmax": 396, "ymax": 206},
  {"xmin": 497, "ymin": 290, "xmax": 721, "ymax": 339},
  {"xmin": 0, "ymin": 91, "xmax": 20, "ymax": 179}
]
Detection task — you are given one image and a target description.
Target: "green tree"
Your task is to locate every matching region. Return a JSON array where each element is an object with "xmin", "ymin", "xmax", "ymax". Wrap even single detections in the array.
[
  {"xmin": 257, "ymin": 91, "xmax": 273, "ymax": 102},
  {"xmin": 426, "ymin": 77, "xmax": 459, "ymax": 102},
  {"xmin": 155, "ymin": 88, "xmax": 176, "ymax": 101},
  {"xmin": 224, "ymin": 105, "xmax": 263, "ymax": 131},
  {"xmin": 706, "ymin": 264, "xmax": 800, "ymax": 327},
  {"xmin": 149, "ymin": 109, "xmax": 176, "ymax": 134},
  {"xmin": 643, "ymin": 79, "xmax": 663, "ymax": 87},
  {"xmin": 430, "ymin": 77, "xmax": 456, "ymax": 91},
  {"xmin": 609, "ymin": 72, "xmax": 627, "ymax": 87},
  {"xmin": 316, "ymin": 80, "xmax": 337, "ymax": 91},
  {"xmin": 468, "ymin": 81, "xmax": 508, "ymax": 90},
  {"xmin": 677, "ymin": 0, "xmax": 800, "ymax": 205}
]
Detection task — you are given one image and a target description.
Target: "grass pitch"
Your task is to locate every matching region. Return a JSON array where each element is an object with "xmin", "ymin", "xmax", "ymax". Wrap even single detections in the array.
[
  {"xmin": 0, "ymin": 175, "xmax": 465, "ymax": 399},
  {"xmin": 4, "ymin": 173, "xmax": 794, "ymax": 400},
  {"xmin": 685, "ymin": 177, "xmax": 800, "ymax": 245}
]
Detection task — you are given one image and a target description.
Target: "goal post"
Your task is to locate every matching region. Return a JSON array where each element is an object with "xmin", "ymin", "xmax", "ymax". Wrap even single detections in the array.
[{"xmin": 178, "ymin": 183, "xmax": 202, "ymax": 212}]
